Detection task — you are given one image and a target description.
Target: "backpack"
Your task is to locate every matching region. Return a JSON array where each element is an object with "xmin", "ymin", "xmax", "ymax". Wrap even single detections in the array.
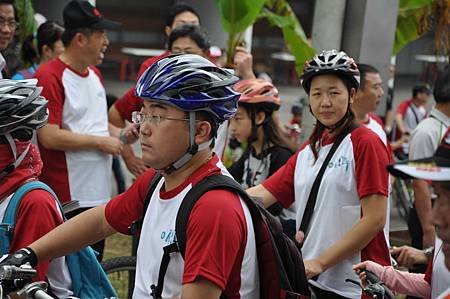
[
  {"xmin": 133, "ymin": 173, "xmax": 311, "ymax": 299},
  {"xmin": 0, "ymin": 181, "xmax": 117, "ymax": 299}
]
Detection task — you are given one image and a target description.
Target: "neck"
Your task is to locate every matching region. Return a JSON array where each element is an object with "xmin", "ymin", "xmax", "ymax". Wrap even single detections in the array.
[
  {"xmin": 163, "ymin": 149, "xmax": 212, "ymax": 191},
  {"xmin": 352, "ymin": 106, "xmax": 369, "ymax": 124},
  {"xmin": 251, "ymin": 127, "xmax": 267, "ymax": 155},
  {"xmin": 59, "ymin": 49, "xmax": 89, "ymax": 73},
  {"xmin": 435, "ymin": 103, "xmax": 450, "ymax": 118}
]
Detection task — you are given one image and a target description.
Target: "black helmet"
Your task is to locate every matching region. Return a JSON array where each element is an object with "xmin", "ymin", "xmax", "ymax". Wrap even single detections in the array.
[
  {"xmin": 0, "ymin": 79, "xmax": 48, "ymax": 135},
  {"xmin": 301, "ymin": 50, "xmax": 360, "ymax": 93}
]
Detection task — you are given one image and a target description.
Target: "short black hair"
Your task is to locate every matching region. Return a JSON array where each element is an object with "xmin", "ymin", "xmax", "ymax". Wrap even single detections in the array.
[
  {"xmin": 0, "ymin": 0, "xmax": 16, "ymax": 20},
  {"xmin": 433, "ymin": 66, "xmax": 450, "ymax": 104},
  {"xmin": 167, "ymin": 25, "xmax": 210, "ymax": 52},
  {"xmin": 165, "ymin": 3, "xmax": 200, "ymax": 27},
  {"xmin": 412, "ymin": 84, "xmax": 431, "ymax": 98},
  {"xmin": 61, "ymin": 27, "xmax": 93, "ymax": 47},
  {"xmin": 358, "ymin": 63, "xmax": 379, "ymax": 90}
]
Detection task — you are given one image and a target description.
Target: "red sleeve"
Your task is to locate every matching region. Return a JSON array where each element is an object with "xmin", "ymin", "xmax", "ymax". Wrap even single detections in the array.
[
  {"xmin": 424, "ymin": 258, "xmax": 432, "ymax": 284},
  {"xmin": 11, "ymin": 190, "xmax": 64, "ymax": 282},
  {"xmin": 396, "ymin": 100, "xmax": 410, "ymax": 116},
  {"xmin": 114, "ymin": 87, "xmax": 143, "ymax": 122},
  {"xmin": 262, "ymin": 149, "xmax": 300, "ymax": 208},
  {"xmin": 182, "ymin": 190, "xmax": 246, "ymax": 290},
  {"xmin": 105, "ymin": 169, "xmax": 156, "ymax": 234},
  {"xmin": 352, "ymin": 128, "xmax": 390, "ymax": 198},
  {"xmin": 35, "ymin": 67, "xmax": 65, "ymax": 126}
]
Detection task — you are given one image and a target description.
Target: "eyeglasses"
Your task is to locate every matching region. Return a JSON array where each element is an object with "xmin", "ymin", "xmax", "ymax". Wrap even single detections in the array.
[
  {"xmin": 132, "ymin": 111, "xmax": 189, "ymax": 126},
  {"xmin": 0, "ymin": 20, "xmax": 18, "ymax": 30}
]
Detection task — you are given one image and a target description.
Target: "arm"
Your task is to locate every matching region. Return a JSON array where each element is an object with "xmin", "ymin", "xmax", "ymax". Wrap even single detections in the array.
[
  {"xmin": 246, "ymin": 184, "xmax": 278, "ymax": 208},
  {"xmin": 109, "ymin": 90, "xmax": 148, "ymax": 176},
  {"xmin": 305, "ymin": 194, "xmax": 387, "ymax": 278},
  {"xmin": 37, "ymin": 123, "xmax": 123, "ymax": 155},
  {"xmin": 29, "ymin": 205, "xmax": 117, "ymax": 263},
  {"xmin": 412, "ymin": 179, "xmax": 435, "ymax": 247},
  {"xmin": 181, "ymin": 279, "xmax": 221, "ymax": 299},
  {"xmin": 391, "ymin": 245, "xmax": 428, "ymax": 268},
  {"xmin": 395, "ymin": 113, "xmax": 406, "ymax": 134},
  {"xmin": 353, "ymin": 261, "xmax": 430, "ymax": 298}
]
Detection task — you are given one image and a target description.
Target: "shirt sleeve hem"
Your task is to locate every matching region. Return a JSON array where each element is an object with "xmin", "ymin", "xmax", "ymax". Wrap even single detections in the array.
[{"xmin": 183, "ymin": 268, "xmax": 226, "ymax": 290}]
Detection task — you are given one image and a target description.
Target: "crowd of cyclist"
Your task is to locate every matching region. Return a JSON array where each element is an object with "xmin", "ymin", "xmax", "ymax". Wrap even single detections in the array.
[{"xmin": 0, "ymin": 0, "xmax": 449, "ymax": 298}]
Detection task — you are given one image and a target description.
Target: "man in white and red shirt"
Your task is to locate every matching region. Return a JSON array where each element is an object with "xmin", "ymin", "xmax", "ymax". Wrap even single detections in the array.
[
  {"xmin": 2, "ymin": 54, "xmax": 260, "ymax": 298},
  {"xmin": 394, "ymin": 84, "xmax": 431, "ymax": 158},
  {"xmin": 35, "ymin": 0, "xmax": 123, "ymax": 260}
]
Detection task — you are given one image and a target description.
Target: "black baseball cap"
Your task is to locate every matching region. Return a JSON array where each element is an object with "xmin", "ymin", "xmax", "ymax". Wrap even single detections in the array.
[{"xmin": 63, "ymin": 0, "xmax": 120, "ymax": 30}]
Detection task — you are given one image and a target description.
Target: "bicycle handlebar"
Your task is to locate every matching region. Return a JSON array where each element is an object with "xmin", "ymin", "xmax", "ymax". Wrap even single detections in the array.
[
  {"xmin": 346, "ymin": 269, "xmax": 395, "ymax": 299},
  {"xmin": 0, "ymin": 265, "xmax": 36, "ymax": 281}
]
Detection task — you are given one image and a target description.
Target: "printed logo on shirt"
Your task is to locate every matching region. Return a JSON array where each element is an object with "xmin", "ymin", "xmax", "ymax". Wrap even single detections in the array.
[
  {"xmin": 160, "ymin": 229, "xmax": 176, "ymax": 245},
  {"xmin": 328, "ymin": 156, "xmax": 352, "ymax": 172}
]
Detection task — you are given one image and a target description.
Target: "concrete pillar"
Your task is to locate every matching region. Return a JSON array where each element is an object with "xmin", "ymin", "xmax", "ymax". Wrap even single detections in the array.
[
  {"xmin": 180, "ymin": 0, "xmax": 228, "ymax": 49},
  {"xmin": 341, "ymin": 0, "xmax": 399, "ymax": 115},
  {"xmin": 311, "ymin": 0, "xmax": 347, "ymax": 52}
]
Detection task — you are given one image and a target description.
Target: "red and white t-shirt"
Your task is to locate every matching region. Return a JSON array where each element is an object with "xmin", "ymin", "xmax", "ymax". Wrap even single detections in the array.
[
  {"xmin": 105, "ymin": 155, "xmax": 259, "ymax": 298},
  {"xmin": 263, "ymin": 126, "xmax": 391, "ymax": 298},
  {"xmin": 0, "ymin": 190, "xmax": 73, "ymax": 298},
  {"xmin": 35, "ymin": 58, "xmax": 112, "ymax": 206}
]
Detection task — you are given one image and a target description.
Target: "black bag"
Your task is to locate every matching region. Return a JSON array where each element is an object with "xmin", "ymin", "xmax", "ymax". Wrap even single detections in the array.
[{"xmin": 132, "ymin": 173, "xmax": 311, "ymax": 299}]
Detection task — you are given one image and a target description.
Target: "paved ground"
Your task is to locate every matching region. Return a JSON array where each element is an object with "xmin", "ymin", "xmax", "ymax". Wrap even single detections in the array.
[{"xmin": 104, "ymin": 74, "xmax": 427, "ymax": 235}]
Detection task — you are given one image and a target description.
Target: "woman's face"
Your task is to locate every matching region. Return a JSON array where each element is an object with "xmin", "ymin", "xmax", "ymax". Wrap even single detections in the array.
[{"xmin": 309, "ymin": 74, "xmax": 354, "ymax": 128}]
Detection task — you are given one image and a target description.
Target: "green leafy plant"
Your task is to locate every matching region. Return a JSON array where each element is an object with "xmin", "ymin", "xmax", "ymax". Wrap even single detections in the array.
[
  {"xmin": 215, "ymin": 0, "xmax": 315, "ymax": 74},
  {"xmin": 14, "ymin": 0, "xmax": 37, "ymax": 44},
  {"xmin": 394, "ymin": 0, "xmax": 449, "ymax": 57}
]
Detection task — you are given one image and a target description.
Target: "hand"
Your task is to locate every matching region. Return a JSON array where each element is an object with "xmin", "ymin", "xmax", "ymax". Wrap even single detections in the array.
[
  {"xmin": 97, "ymin": 136, "xmax": 123, "ymax": 156},
  {"xmin": 391, "ymin": 245, "xmax": 428, "ymax": 268},
  {"xmin": 233, "ymin": 46, "xmax": 256, "ymax": 79},
  {"xmin": 123, "ymin": 153, "xmax": 148, "ymax": 177},
  {"xmin": 0, "ymin": 248, "xmax": 37, "ymax": 268},
  {"xmin": 304, "ymin": 259, "xmax": 324, "ymax": 279},
  {"xmin": 353, "ymin": 261, "xmax": 370, "ymax": 288},
  {"xmin": 119, "ymin": 124, "xmax": 140, "ymax": 144}
]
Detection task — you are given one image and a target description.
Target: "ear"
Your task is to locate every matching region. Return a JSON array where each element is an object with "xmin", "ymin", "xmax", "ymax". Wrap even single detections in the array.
[
  {"xmin": 74, "ymin": 32, "xmax": 87, "ymax": 47},
  {"xmin": 165, "ymin": 26, "xmax": 171, "ymax": 37},
  {"xmin": 41, "ymin": 45, "xmax": 51, "ymax": 59},
  {"xmin": 349, "ymin": 88, "xmax": 356, "ymax": 104},
  {"xmin": 255, "ymin": 111, "xmax": 266, "ymax": 126},
  {"xmin": 194, "ymin": 120, "xmax": 212, "ymax": 145}
]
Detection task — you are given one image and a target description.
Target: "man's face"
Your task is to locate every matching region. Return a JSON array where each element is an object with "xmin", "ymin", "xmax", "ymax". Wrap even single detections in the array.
[
  {"xmin": 84, "ymin": 29, "xmax": 109, "ymax": 66},
  {"xmin": 355, "ymin": 72, "xmax": 384, "ymax": 114},
  {"xmin": 432, "ymin": 182, "xmax": 450, "ymax": 270},
  {"xmin": 139, "ymin": 101, "xmax": 190, "ymax": 170},
  {"xmin": 0, "ymin": 4, "xmax": 15, "ymax": 50},
  {"xmin": 417, "ymin": 91, "xmax": 431, "ymax": 105}
]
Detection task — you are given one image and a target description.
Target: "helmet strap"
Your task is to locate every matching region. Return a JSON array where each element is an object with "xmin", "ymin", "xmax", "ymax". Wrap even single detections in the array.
[
  {"xmin": 0, "ymin": 133, "xmax": 31, "ymax": 181},
  {"xmin": 161, "ymin": 112, "xmax": 212, "ymax": 175}
]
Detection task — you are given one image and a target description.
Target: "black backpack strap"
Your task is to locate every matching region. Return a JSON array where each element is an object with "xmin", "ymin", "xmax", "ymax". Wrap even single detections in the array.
[
  {"xmin": 299, "ymin": 124, "xmax": 358, "ymax": 241},
  {"xmin": 128, "ymin": 171, "xmax": 163, "ymax": 234},
  {"xmin": 176, "ymin": 174, "xmax": 255, "ymax": 257}
]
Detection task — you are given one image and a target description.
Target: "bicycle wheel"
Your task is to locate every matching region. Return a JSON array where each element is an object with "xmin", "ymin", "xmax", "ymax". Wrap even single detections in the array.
[
  {"xmin": 102, "ymin": 256, "xmax": 136, "ymax": 299},
  {"xmin": 392, "ymin": 178, "xmax": 413, "ymax": 221}
]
